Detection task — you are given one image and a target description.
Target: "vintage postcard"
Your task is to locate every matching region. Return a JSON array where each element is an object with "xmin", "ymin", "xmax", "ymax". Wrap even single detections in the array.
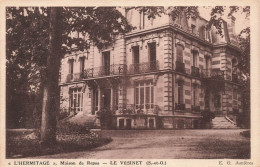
[{"xmin": 0, "ymin": 0, "xmax": 260, "ymax": 167}]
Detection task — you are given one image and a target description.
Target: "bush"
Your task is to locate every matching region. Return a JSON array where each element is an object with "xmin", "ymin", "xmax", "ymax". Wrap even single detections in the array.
[
  {"xmin": 57, "ymin": 121, "xmax": 90, "ymax": 135},
  {"xmin": 99, "ymin": 109, "xmax": 113, "ymax": 129},
  {"xmin": 201, "ymin": 110, "xmax": 215, "ymax": 122},
  {"xmin": 240, "ymin": 130, "xmax": 250, "ymax": 138},
  {"xmin": 57, "ymin": 110, "xmax": 70, "ymax": 120}
]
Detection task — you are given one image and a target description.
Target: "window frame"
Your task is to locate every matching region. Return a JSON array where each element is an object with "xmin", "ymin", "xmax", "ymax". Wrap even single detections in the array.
[
  {"xmin": 135, "ymin": 80, "xmax": 154, "ymax": 110},
  {"xmin": 69, "ymin": 87, "xmax": 83, "ymax": 114}
]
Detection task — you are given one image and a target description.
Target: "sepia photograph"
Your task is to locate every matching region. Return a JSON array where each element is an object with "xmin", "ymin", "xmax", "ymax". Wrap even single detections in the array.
[{"xmin": 2, "ymin": 2, "xmax": 258, "ymax": 166}]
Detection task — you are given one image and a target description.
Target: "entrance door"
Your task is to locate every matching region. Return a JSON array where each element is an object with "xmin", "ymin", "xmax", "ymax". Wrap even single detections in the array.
[
  {"xmin": 102, "ymin": 51, "xmax": 110, "ymax": 75},
  {"xmin": 103, "ymin": 89, "xmax": 111, "ymax": 110}
]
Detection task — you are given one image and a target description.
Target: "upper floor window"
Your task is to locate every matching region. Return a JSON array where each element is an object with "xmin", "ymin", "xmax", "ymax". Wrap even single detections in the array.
[
  {"xmin": 68, "ymin": 59, "xmax": 74, "ymax": 74},
  {"xmin": 204, "ymin": 26, "xmax": 212, "ymax": 42},
  {"xmin": 132, "ymin": 46, "xmax": 140, "ymax": 64},
  {"xmin": 191, "ymin": 24, "xmax": 196, "ymax": 34},
  {"xmin": 205, "ymin": 56, "xmax": 211, "ymax": 70},
  {"xmin": 232, "ymin": 58, "xmax": 237, "ymax": 74},
  {"xmin": 102, "ymin": 51, "xmax": 110, "ymax": 75},
  {"xmin": 148, "ymin": 42, "xmax": 156, "ymax": 62},
  {"xmin": 148, "ymin": 42, "xmax": 157, "ymax": 71},
  {"xmin": 177, "ymin": 14, "xmax": 182, "ymax": 25},
  {"xmin": 176, "ymin": 45, "xmax": 184, "ymax": 63},
  {"xmin": 135, "ymin": 81, "xmax": 154, "ymax": 109},
  {"xmin": 192, "ymin": 51, "xmax": 198, "ymax": 67},
  {"xmin": 79, "ymin": 57, "xmax": 85, "ymax": 73}
]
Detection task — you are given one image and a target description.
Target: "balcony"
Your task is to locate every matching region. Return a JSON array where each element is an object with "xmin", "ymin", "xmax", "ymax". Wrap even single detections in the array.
[
  {"xmin": 191, "ymin": 66, "xmax": 200, "ymax": 77},
  {"xmin": 65, "ymin": 64, "xmax": 126, "ymax": 83},
  {"xmin": 201, "ymin": 69, "xmax": 225, "ymax": 80},
  {"xmin": 175, "ymin": 103, "xmax": 186, "ymax": 111},
  {"xmin": 116, "ymin": 104, "xmax": 159, "ymax": 115},
  {"xmin": 86, "ymin": 64, "xmax": 127, "ymax": 78},
  {"xmin": 175, "ymin": 61, "xmax": 185, "ymax": 73},
  {"xmin": 66, "ymin": 73, "xmax": 84, "ymax": 83},
  {"xmin": 128, "ymin": 61, "xmax": 159, "ymax": 75}
]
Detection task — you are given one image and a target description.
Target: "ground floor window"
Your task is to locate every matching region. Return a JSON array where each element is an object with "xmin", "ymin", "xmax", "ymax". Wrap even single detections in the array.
[
  {"xmin": 69, "ymin": 87, "xmax": 83, "ymax": 114},
  {"xmin": 135, "ymin": 81, "xmax": 154, "ymax": 109}
]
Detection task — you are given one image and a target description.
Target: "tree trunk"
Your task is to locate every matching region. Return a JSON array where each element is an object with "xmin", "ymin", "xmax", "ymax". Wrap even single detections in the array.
[{"xmin": 40, "ymin": 7, "xmax": 62, "ymax": 145}]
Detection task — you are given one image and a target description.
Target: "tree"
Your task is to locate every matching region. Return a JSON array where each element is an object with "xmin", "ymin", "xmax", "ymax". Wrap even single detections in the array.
[
  {"xmin": 40, "ymin": 7, "xmax": 62, "ymax": 145},
  {"xmin": 6, "ymin": 7, "xmax": 132, "ymax": 145}
]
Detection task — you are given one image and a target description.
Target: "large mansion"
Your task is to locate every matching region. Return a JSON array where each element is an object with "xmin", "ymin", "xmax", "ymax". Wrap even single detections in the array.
[{"xmin": 59, "ymin": 7, "xmax": 243, "ymax": 129}]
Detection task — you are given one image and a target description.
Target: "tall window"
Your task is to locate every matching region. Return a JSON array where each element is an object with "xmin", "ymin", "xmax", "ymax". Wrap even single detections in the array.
[
  {"xmin": 68, "ymin": 59, "xmax": 74, "ymax": 81},
  {"xmin": 132, "ymin": 46, "xmax": 140, "ymax": 73},
  {"xmin": 232, "ymin": 59, "xmax": 237, "ymax": 74},
  {"xmin": 102, "ymin": 51, "xmax": 110, "ymax": 75},
  {"xmin": 192, "ymin": 51, "xmax": 198, "ymax": 67},
  {"xmin": 148, "ymin": 42, "xmax": 156, "ymax": 70},
  {"xmin": 68, "ymin": 59, "xmax": 74, "ymax": 75},
  {"xmin": 79, "ymin": 57, "xmax": 85, "ymax": 73},
  {"xmin": 191, "ymin": 24, "xmax": 196, "ymax": 34},
  {"xmin": 176, "ymin": 45, "xmax": 184, "ymax": 63},
  {"xmin": 135, "ymin": 81, "xmax": 154, "ymax": 109},
  {"xmin": 177, "ymin": 81, "xmax": 184, "ymax": 104},
  {"xmin": 70, "ymin": 88, "xmax": 83, "ymax": 114},
  {"xmin": 132, "ymin": 46, "xmax": 139, "ymax": 64}
]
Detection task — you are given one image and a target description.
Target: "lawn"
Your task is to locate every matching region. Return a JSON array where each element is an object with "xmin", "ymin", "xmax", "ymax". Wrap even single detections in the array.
[{"xmin": 6, "ymin": 124, "xmax": 112, "ymax": 158}]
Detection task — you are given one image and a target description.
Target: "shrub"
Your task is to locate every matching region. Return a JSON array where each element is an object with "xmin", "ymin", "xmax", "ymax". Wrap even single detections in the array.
[
  {"xmin": 57, "ymin": 121, "xmax": 90, "ymax": 135},
  {"xmin": 57, "ymin": 110, "xmax": 70, "ymax": 120},
  {"xmin": 240, "ymin": 130, "xmax": 250, "ymax": 138},
  {"xmin": 201, "ymin": 110, "xmax": 215, "ymax": 122}
]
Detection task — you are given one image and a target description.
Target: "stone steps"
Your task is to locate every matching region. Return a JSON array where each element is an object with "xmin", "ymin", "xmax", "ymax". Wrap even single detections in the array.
[{"xmin": 211, "ymin": 116, "xmax": 239, "ymax": 129}]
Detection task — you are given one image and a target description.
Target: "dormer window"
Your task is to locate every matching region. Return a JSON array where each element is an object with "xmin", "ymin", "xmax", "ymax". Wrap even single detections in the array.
[{"xmin": 191, "ymin": 24, "xmax": 196, "ymax": 34}]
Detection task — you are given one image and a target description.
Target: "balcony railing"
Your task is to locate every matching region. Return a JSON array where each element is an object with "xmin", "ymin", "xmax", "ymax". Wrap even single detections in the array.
[
  {"xmin": 128, "ymin": 61, "xmax": 159, "ymax": 74},
  {"xmin": 191, "ymin": 66, "xmax": 200, "ymax": 77},
  {"xmin": 201, "ymin": 69, "xmax": 225, "ymax": 80},
  {"xmin": 85, "ymin": 64, "xmax": 127, "ymax": 78},
  {"xmin": 66, "ymin": 73, "xmax": 84, "ymax": 83},
  {"xmin": 116, "ymin": 103, "xmax": 159, "ymax": 115},
  {"xmin": 175, "ymin": 61, "xmax": 185, "ymax": 73},
  {"xmin": 65, "ymin": 64, "xmax": 126, "ymax": 83}
]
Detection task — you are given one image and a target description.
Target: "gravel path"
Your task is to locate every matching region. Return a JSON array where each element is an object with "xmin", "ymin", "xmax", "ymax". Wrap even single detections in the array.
[{"xmin": 34, "ymin": 129, "xmax": 250, "ymax": 159}]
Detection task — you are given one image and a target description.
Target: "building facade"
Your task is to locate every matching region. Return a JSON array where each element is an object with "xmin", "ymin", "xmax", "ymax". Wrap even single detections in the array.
[{"xmin": 59, "ymin": 8, "xmax": 243, "ymax": 129}]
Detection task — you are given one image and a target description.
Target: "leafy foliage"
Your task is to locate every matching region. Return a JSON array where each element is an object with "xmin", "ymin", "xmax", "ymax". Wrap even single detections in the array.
[{"xmin": 6, "ymin": 7, "xmax": 133, "ymax": 128}]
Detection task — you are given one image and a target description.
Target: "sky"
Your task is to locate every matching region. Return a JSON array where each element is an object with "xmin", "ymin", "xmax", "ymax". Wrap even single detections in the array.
[{"xmin": 199, "ymin": 7, "xmax": 250, "ymax": 34}]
